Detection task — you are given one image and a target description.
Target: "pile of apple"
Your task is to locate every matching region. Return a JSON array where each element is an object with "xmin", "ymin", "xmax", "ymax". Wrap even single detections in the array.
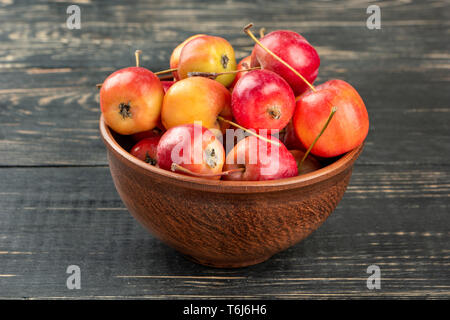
[{"xmin": 99, "ymin": 24, "xmax": 369, "ymax": 181}]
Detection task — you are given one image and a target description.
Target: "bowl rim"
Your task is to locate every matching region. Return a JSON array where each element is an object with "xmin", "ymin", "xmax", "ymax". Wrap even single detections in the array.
[{"xmin": 99, "ymin": 115, "xmax": 363, "ymax": 194}]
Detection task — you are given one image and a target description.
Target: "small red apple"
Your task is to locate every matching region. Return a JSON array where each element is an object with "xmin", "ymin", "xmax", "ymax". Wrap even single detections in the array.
[
  {"xmin": 231, "ymin": 69, "xmax": 295, "ymax": 133},
  {"xmin": 100, "ymin": 67, "xmax": 164, "ymax": 135},
  {"xmin": 156, "ymin": 123, "xmax": 225, "ymax": 180},
  {"xmin": 130, "ymin": 136, "xmax": 160, "ymax": 165},
  {"xmin": 250, "ymin": 30, "xmax": 320, "ymax": 96},
  {"xmin": 293, "ymin": 79, "xmax": 369, "ymax": 158},
  {"xmin": 229, "ymin": 55, "xmax": 252, "ymax": 90},
  {"xmin": 170, "ymin": 34, "xmax": 206, "ymax": 80},
  {"xmin": 222, "ymin": 135, "xmax": 298, "ymax": 181}
]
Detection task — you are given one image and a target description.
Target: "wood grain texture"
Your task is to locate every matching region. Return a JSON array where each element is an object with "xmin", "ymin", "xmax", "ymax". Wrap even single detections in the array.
[
  {"xmin": 0, "ymin": 165, "xmax": 448, "ymax": 298},
  {"xmin": 0, "ymin": 0, "xmax": 449, "ymax": 299}
]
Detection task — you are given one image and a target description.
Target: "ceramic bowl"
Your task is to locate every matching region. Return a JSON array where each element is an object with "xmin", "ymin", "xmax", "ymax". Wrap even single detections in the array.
[{"xmin": 100, "ymin": 116, "xmax": 364, "ymax": 268}]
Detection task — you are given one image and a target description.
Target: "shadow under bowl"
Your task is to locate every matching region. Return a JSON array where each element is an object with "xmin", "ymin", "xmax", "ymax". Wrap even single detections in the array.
[{"xmin": 99, "ymin": 116, "xmax": 364, "ymax": 268}]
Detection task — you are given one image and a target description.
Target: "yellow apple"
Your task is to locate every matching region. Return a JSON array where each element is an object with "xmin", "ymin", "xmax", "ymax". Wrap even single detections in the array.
[
  {"xmin": 161, "ymin": 77, "xmax": 232, "ymax": 133},
  {"xmin": 177, "ymin": 35, "xmax": 237, "ymax": 87}
]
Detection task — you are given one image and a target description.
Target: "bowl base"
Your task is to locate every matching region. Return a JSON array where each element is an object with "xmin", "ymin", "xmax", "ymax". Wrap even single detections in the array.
[{"xmin": 183, "ymin": 254, "xmax": 273, "ymax": 268}]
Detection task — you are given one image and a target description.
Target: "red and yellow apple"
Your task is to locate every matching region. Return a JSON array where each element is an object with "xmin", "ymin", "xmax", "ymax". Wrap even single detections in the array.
[
  {"xmin": 293, "ymin": 79, "xmax": 369, "ymax": 158},
  {"xmin": 222, "ymin": 135, "xmax": 298, "ymax": 181},
  {"xmin": 170, "ymin": 34, "xmax": 205, "ymax": 80},
  {"xmin": 100, "ymin": 67, "xmax": 164, "ymax": 135},
  {"xmin": 157, "ymin": 123, "xmax": 225, "ymax": 180},
  {"xmin": 177, "ymin": 35, "xmax": 237, "ymax": 87},
  {"xmin": 161, "ymin": 77, "xmax": 232, "ymax": 134}
]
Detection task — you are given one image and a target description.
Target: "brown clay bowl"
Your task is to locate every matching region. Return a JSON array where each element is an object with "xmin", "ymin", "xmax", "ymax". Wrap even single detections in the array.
[{"xmin": 99, "ymin": 115, "xmax": 364, "ymax": 268}]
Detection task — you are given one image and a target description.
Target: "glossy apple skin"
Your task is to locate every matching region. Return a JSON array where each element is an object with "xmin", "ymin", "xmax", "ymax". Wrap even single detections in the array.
[
  {"xmin": 177, "ymin": 35, "xmax": 237, "ymax": 87},
  {"xmin": 161, "ymin": 77, "xmax": 232, "ymax": 134},
  {"xmin": 289, "ymin": 149, "xmax": 322, "ymax": 175},
  {"xmin": 132, "ymin": 81, "xmax": 173, "ymax": 138},
  {"xmin": 157, "ymin": 124, "xmax": 225, "ymax": 180},
  {"xmin": 223, "ymin": 136, "xmax": 298, "ymax": 181},
  {"xmin": 130, "ymin": 136, "xmax": 160, "ymax": 165},
  {"xmin": 229, "ymin": 56, "xmax": 252, "ymax": 90},
  {"xmin": 100, "ymin": 67, "xmax": 164, "ymax": 135},
  {"xmin": 250, "ymin": 30, "xmax": 320, "ymax": 96},
  {"xmin": 231, "ymin": 69, "xmax": 295, "ymax": 133},
  {"xmin": 293, "ymin": 79, "xmax": 369, "ymax": 158},
  {"xmin": 170, "ymin": 34, "xmax": 205, "ymax": 80}
]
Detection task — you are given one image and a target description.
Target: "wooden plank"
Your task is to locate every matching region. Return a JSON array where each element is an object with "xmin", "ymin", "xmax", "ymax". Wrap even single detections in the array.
[
  {"xmin": 0, "ymin": 0, "xmax": 448, "ymax": 72},
  {"xmin": 0, "ymin": 0, "xmax": 448, "ymax": 300},
  {"xmin": 0, "ymin": 10, "xmax": 449, "ymax": 69},
  {"xmin": 0, "ymin": 165, "xmax": 448, "ymax": 298}
]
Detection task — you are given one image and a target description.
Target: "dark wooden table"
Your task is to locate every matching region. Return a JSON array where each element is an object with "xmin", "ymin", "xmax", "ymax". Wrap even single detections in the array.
[{"xmin": 0, "ymin": 0, "xmax": 448, "ymax": 299}]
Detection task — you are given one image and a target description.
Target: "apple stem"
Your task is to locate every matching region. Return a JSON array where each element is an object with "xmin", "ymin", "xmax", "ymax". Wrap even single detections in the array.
[
  {"xmin": 216, "ymin": 116, "xmax": 281, "ymax": 147},
  {"xmin": 154, "ymin": 67, "xmax": 178, "ymax": 75},
  {"xmin": 243, "ymin": 23, "xmax": 316, "ymax": 93},
  {"xmin": 96, "ymin": 83, "xmax": 102, "ymax": 89},
  {"xmin": 188, "ymin": 66, "xmax": 261, "ymax": 80},
  {"xmin": 299, "ymin": 106, "xmax": 338, "ymax": 173},
  {"xmin": 171, "ymin": 163, "xmax": 244, "ymax": 177},
  {"xmin": 259, "ymin": 27, "xmax": 266, "ymax": 38},
  {"xmin": 135, "ymin": 50, "xmax": 142, "ymax": 67}
]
